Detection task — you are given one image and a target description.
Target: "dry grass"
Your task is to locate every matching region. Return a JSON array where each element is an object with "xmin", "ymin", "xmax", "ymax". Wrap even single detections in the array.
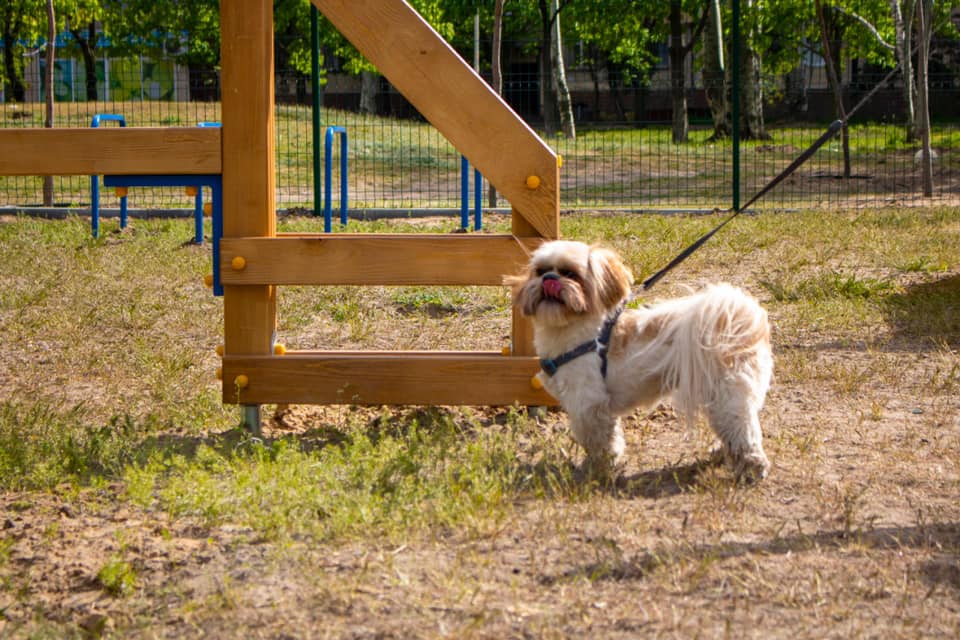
[{"xmin": 0, "ymin": 209, "xmax": 958, "ymax": 638}]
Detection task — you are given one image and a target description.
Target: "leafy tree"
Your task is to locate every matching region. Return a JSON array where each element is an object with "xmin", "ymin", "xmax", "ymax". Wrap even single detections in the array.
[
  {"xmin": 565, "ymin": 0, "xmax": 661, "ymax": 124},
  {"xmin": 312, "ymin": 0, "xmax": 453, "ymax": 113},
  {"xmin": 98, "ymin": 0, "xmax": 219, "ymax": 99},
  {"xmin": 60, "ymin": 0, "xmax": 103, "ymax": 100},
  {"xmin": 1, "ymin": 0, "xmax": 43, "ymax": 102}
]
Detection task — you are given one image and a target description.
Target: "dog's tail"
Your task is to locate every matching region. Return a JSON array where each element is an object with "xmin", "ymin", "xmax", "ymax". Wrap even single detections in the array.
[{"xmin": 656, "ymin": 284, "xmax": 771, "ymax": 426}]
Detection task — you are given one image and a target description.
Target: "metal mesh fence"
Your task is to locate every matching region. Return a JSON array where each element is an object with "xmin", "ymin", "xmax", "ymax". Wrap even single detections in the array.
[{"xmin": 1, "ymin": 62, "xmax": 958, "ymax": 213}]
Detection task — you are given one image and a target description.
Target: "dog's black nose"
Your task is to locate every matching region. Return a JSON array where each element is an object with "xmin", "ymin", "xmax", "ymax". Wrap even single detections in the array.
[{"xmin": 542, "ymin": 272, "xmax": 559, "ymax": 281}]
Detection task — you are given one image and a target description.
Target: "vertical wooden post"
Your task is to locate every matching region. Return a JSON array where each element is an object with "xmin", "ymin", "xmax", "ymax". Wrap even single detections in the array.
[
  {"xmin": 220, "ymin": 0, "xmax": 277, "ymax": 413},
  {"xmin": 511, "ymin": 210, "xmax": 538, "ymax": 357}
]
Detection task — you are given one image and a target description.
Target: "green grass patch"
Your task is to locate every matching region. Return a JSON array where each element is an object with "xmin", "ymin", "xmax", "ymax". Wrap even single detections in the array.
[{"xmin": 125, "ymin": 409, "xmax": 575, "ymax": 543}]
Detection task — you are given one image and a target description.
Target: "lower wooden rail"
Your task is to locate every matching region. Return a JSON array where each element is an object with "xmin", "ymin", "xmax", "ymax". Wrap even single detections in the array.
[{"xmin": 222, "ymin": 351, "xmax": 556, "ymax": 406}]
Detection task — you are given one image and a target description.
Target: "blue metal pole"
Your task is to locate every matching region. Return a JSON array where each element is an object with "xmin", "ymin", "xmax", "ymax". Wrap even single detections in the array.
[
  {"xmin": 91, "ymin": 175, "xmax": 100, "ymax": 238},
  {"xmin": 89, "ymin": 114, "xmax": 126, "ymax": 238},
  {"xmin": 324, "ymin": 127, "xmax": 334, "ymax": 232},
  {"xmin": 460, "ymin": 156, "xmax": 469, "ymax": 230},
  {"xmin": 194, "ymin": 122, "xmax": 221, "ymax": 245},
  {"xmin": 194, "ymin": 188, "xmax": 204, "ymax": 243},
  {"xmin": 324, "ymin": 126, "xmax": 347, "ymax": 231},
  {"xmin": 473, "ymin": 168, "xmax": 482, "ymax": 231},
  {"xmin": 339, "ymin": 131, "xmax": 348, "ymax": 226},
  {"xmin": 119, "ymin": 191, "xmax": 128, "ymax": 229}
]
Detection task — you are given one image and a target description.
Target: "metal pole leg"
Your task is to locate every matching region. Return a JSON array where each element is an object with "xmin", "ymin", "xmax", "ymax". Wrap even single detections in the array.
[{"xmin": 242, "ymin": 405, "xmax": 261, "ymax": 436}]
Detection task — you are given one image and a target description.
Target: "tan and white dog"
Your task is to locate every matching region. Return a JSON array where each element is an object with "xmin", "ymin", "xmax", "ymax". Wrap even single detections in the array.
[{"xmin": 507, "ymin": 240, "xmax": 773, "ymax": 481}]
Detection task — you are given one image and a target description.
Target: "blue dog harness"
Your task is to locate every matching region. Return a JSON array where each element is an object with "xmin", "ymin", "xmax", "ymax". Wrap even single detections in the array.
[{"xmin": 539, "ymin": 306, "xmax": 623, "ymax": 379}]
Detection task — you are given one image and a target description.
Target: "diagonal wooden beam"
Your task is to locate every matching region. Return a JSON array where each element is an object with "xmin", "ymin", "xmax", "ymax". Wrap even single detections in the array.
[{"xmin": 312, "ymin": 0, "xmax": 559, "ymax": 240}]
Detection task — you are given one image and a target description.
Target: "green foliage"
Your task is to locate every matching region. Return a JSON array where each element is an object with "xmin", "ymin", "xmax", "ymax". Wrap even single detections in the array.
[
  {"xmin": 99, "ymin": 0, "xmax": 220, "ymax": 67},
  {"xmin": 126, "ymin": 410, "xmax": 565, "ymax": 543},
  {"xmin": 0, "ymin": 402, "xmax": 153, "ymax": 490},
  {"xmin": 760, "ymin": 270, "xmax": 894, "ymax": 302},
  {"xmin": 97, "ymin": 554, "xmax": 137, "ymax": 597}
]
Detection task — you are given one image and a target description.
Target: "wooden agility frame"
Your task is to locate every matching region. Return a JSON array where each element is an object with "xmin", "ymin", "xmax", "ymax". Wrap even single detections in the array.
[{"xmin": 0, "ymin": 0, "xmax": 559, "ymax": 409}]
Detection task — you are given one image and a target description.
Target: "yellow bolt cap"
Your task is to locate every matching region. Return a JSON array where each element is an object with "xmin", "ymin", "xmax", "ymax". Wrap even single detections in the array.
[
  {"xmin": 203, "ymin": 202, "xmax": 213, "ymax": 217},
  {"xmin": 531, "ymin": 375, "xmax": 544, "ymax": 390},
  {"xmin": 216, "ymin": 344, "xmax": 224, "ymax": 357},
  {"xmin": 185, "ymin": 186, "xmax": 198, "ymax": 197},
  {"xmin": 501, "ymin": 345, "xmax": 511, "ymax": 356},
  {"xmin": 231, "ymin": 256, "xmax": 246, "ymax": 271},
  {"xmin": 114, "ymin": 187, "xmax": 128, "ymax": 198},
  {"xmin": 525, "ymin": 175, "xmax": 541, "ymax": 190},
  {"xmin": 557, "ymin": 155, "xmax": 563, "ymax": 168},
  {"xmin": 234, "ymin": 374, "xmax": 249, "ymax": 389},
  {"xmin": 215, "ymin": 367, "xmax": 222, "ymax": 381},
  {"xmin": 203, "ymin": 274, "xmax": 214, "ymax": 288},
  {"xmin": 273, "ymin": 343, "xmax": 287, "ymax": 355}
]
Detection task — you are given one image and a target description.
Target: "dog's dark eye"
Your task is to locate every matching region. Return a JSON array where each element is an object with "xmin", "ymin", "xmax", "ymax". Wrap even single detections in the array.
[
  {"xmin": 535, "ymin": 266, "xmax": 551, "ymax": 277},
  {"xmin": 559, "ymin": 269, "xmax": 578, "ymax": 280}
]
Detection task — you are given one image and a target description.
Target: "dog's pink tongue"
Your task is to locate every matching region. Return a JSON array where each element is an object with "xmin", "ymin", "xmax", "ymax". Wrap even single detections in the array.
[{"xmin": 542, "ymin": 278, "xmax": 563, "ymax": 298}]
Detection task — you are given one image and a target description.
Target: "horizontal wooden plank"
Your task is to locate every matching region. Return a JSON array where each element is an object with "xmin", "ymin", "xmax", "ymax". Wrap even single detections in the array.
[
  {"xmin": 219, "ymin": 234, "xmax": 541, "ymax": 286},
  {"xmin": 221, "ymin": 351, "xmax": 557, "ymax": 406},
  {"xmin": 312, "ymin": 0, "xmax": 558, "ymax": 240},
  {"xmin": 0, "ymin": 127, "xmax": 221, "ymax": 176}
]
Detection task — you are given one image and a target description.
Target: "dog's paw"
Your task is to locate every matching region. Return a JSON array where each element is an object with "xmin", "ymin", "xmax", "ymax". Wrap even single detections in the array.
[
  {"xmin": 710, "ymin": 445, "xmax": 769, "ymax": 483},
  {"xmin": 579, "ymin": 452, "xmax": 625, "ymax": 485},
  {"xmin": 733, "ymin": 452, "xmax": 770, "ymax": 484}
]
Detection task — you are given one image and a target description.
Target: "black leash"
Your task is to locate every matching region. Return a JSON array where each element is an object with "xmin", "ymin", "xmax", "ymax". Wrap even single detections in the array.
[
  {"xmin": 640, "ymin": 119, "xmax": 843, "ymax": 292},
  {"xmin": 539, "ymin": 61, "xmax": 909, "ymax": 380},
  {"xmin": 638, "ymin": 55, "xmax": 907, "ymax": 295}
]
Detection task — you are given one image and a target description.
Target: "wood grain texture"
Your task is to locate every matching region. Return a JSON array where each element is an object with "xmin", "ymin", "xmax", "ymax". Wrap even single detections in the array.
[
  {"xmin": 510, "ymin": 208, "xmax": 541, "ymax": 356},
  {"xmin": 219, "ymin": 234, "xmax": 536, "ymax": 286},
  {"xmin": 312, "ymin": 0, "xmax": 559, "ymax": 240},
  {"xmin": 0, "ymin": 128, "xmax": 221, "ymax": 176},
  {"xmin": 220, "ymin": 0, "xmax": 278, "ymax": 363},
  {"xmin": 222, "ymin": 351, "xmax": 557, "ymax": 406}
]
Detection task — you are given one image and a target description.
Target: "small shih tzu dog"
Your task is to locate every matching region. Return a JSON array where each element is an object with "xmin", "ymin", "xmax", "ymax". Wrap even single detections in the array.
[{"xmin": 507, "ymin": 240, "xmax": 773, "ymax": 481}]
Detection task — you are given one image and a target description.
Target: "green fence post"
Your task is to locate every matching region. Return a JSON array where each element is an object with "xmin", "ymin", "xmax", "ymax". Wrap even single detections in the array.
[
  {"xmin": 311, "ymin": 5, "xmax": 322, "ymax": 217},
  {"xmin": 731, "ymin": 0, "xmax": 741, "ymax": 212}
]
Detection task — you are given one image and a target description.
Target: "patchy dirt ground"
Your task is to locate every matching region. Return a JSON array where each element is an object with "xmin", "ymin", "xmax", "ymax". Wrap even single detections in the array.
[
  {"xmin": 2, "ymin": 336, "xmax": 959, "ymax": 638},
  {"xmin": 1, "ymin": 212, "xmax": 958, "ymax": 638}
]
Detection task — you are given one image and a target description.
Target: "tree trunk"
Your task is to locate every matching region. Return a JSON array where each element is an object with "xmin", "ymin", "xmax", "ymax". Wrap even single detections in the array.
[
  {"xmin": 891, "ymin": 0, "xmax": 918, "ymax": 141},
  {"xmin": 538, "ymin": 1, "xmax": 558, "ymax": 135},
  {"xmin": 70, "ymin": 22, "xmax": 99, "ymax": 101},
  {"xmin": 2, "ymin": 18, "xmax": 27, "ymax": 102},
  {"xmin": 783, "ymin": 65, "xmax": 808, "ymax": 117},
  {"xmin": 489, "ymin": 0, "xmax": 505, "ymax": 207},
  {"xmin": 669, "ymin": 0, "xmax": 688, "ymax": 143},
  {"xmin": 916, "ymin": 0, "xmax": 933, "ymax": 196},
  {"xmin": 359, "ymin": 71, "xmax": 378, "ymax": 114},
  {"xmin": 703, "ymin": 0, "xmax": 729, "ymax": 139},
  {"xmin": 815, "ymin": 0, "xmax": 851, "ymax": 178},
  {"xmin": 550, "ymin": 0, "xmax": 575, "ymax": 138},
  {"xmin": 43, "ymin": 0, "xmax": 56, "ymax": 206},
  {"xmin": 738, "ymin": 0, "xmax": 769, "ymax": 140}
]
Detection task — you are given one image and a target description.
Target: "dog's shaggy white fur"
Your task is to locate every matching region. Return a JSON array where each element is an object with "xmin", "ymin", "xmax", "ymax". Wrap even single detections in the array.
[{"xmin": 507, "ymin": 240, "xmax": 773, "ymax": 481}]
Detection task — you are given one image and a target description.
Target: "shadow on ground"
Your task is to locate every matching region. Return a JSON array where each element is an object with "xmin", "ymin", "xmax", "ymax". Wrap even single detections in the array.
[
  {"xmin": 881, "ymin": 273, "xmax": 960, "ymax": 347},
  {"xmin": 540, "ymin": 521, "xmax": 960, "ymax": 586}
]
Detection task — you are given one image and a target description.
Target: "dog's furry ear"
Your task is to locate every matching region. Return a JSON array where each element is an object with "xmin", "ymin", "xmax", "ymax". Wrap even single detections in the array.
[
  {"xmin": 503, "ymin": 270, "xmax": 536, "ymax": 316},
  {"xmin": 589, "ymin": 247, "xmax": 634, "ymax": 310}
]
